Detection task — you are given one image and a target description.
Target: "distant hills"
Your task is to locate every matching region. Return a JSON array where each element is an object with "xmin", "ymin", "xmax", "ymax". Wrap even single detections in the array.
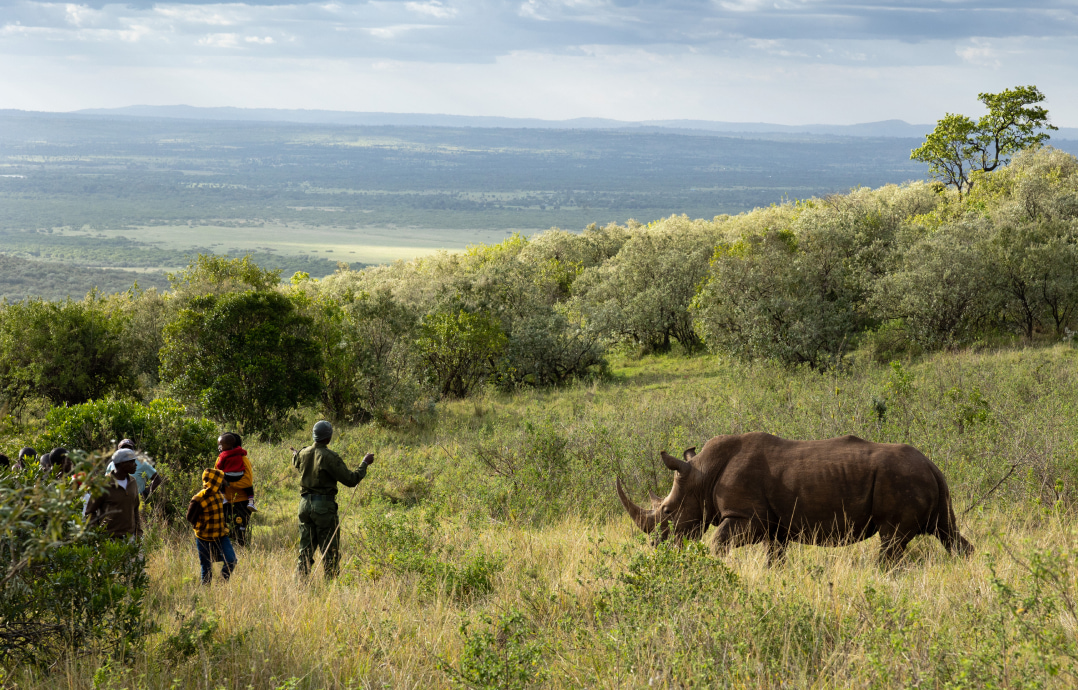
[{"xmin": 70, "ymin": 105, "xmax": 1078, "ymax": 141}]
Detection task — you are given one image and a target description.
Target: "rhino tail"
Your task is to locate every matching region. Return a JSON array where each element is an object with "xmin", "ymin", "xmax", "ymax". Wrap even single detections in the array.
[{"xmin": 934, "ymin": 469, "xmax": 974, "ymax": 558}]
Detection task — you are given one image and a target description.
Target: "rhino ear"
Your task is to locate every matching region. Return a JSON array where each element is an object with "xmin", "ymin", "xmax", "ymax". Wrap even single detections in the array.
[
  {"xmin": 682, "ymin": 447, "xmax": 697, "ymax": 462},
  {"xmin": 661, "ymin": 451, "xmax": 691, "ymax": 474}
]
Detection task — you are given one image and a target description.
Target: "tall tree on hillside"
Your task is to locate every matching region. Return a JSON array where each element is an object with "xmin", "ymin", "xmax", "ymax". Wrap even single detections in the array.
[
  {"xmin": 159, "ymin": 290, "xmax": 322, "ymax": 440},
  {"xmin": 911, "ymin": 85, "xmax": 1056, "ymax": 196}
]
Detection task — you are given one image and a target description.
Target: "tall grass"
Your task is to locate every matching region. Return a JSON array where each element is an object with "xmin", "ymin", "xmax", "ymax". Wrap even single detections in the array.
[{"xmin": 11, "ymin": 345, "xmax": 1078, "ymax": 688}]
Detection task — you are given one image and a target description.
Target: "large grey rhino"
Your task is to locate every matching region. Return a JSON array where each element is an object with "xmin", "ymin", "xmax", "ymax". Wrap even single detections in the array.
[{"xmin": 616, "ymin": 432, "xmax": 973, "ymax": 564}]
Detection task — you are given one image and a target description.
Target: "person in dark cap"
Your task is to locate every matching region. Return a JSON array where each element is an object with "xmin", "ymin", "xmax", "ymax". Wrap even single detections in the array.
[
  {"xmin": 13, "ymin": 447, "xmax": 35, "ymax": 471},
  {"xmin": 290, "ymin": 420, "xmax": 373, "ymax": 579},
  {"xmin": 42, "ymin": 447, "xmax": 72, "ymax": 476}
]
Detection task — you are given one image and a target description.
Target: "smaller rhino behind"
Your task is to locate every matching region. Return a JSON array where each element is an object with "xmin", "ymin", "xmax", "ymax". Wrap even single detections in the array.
[{"xmin": 617, "ymin": 432, "xmax": 973, "ymax": 565}]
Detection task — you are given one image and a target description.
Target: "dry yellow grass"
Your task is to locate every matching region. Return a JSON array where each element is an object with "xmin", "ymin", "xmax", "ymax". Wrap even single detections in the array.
[{"xmin": 16, "ymin": 501, "xmax": 1077, "ymax": 689}]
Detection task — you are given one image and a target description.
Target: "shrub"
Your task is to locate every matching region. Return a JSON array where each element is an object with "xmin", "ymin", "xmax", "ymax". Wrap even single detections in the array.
[
  {"xmin": 419, "ymin": 310, "xmax": 507, "ymax": 399},
  {"xmin": 160, "ymin": 290, "xmax": 322, "ymax": 440},
  {"xmin": 497, "ymin": 308, "xmax": 606, "ymax": 387},
  {"xmin": 38, "ymin": 397, "xmax": 217, "ymax": 472},
  {"xmin": 167, "ymin": 253, "xmax": 281, "ymax": 297},
  {"xmin": 573, "ymin": 215, "xmax": 722, "ymax": 353},
  {"xmin": 441, "ymin": 609, "xmax": 546, "ymax": 690},
  {"xmin": 296, "ymin": 283, "xmax": 426, "ymax": 424},
  {"xmin": 356, "ymin": 510, "xmax": 504, "ymax": 602},
  {"xmin": 0, "ymin": 463, "xmax": 146, "ymax": 666},
  {"xmin": 0, "ymin": 293, "xmax": 133, "ymax": 412},
  {"xmin": 693, "ymin": 224, "xmax": 869, "ymax": 367},
  {"xmin": 872, "ymin": 222, "xmax": 995, "ymax": 349}
]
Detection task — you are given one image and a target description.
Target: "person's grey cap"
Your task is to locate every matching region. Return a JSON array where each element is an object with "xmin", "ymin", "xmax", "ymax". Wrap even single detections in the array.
[
  {"xmin": 111, "ymin": 449, "xmax": 138, "ymax": 464},
  {"xmin": 313, "ymin": 420, "xmax": 333, "ymax": 442}
]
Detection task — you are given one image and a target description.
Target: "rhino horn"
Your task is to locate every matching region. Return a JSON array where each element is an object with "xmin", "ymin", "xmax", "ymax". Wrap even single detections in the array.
[
  {"xmin": 682, "ymin": 447, "xmax": 697, "ymax": 462},
  {"xmin": 661, "ymin": 450, "xmax": 692, "ymax": 474},
  {"xmin": 647, "ymin": 489, "xmax": 663, "ymax": 509},
  {"xmin": 616, "ymin": 478, "xmax": 658, "ymax": 534}
]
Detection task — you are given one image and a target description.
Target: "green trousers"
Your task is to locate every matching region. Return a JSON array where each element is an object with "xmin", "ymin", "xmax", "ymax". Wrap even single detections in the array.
[{"xmin": 297, "ymin": 495, "xmax": 342, "ymax": 579}]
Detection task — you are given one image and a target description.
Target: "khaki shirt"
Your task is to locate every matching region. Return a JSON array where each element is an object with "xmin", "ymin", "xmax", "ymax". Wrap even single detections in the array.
[{"xmin": 292, "ymin": 443, "xmax": 367, "ymax": 497}]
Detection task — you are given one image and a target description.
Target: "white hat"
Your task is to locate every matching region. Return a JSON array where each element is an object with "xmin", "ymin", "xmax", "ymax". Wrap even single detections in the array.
[{"xmin": 111, "ymin": 448, "xmax": 138, "ymax": 464}]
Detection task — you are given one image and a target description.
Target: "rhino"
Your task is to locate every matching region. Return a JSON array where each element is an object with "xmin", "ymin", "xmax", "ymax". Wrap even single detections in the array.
[{"xmin": 616, "ymin": 432, "xmax": 973, "ymax": 564}]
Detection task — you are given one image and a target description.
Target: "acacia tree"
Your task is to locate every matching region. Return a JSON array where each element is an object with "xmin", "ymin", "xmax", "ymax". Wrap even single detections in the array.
[{"xmin": 911, "ymin": 85, "xmax": 1056, "ymax": 196}]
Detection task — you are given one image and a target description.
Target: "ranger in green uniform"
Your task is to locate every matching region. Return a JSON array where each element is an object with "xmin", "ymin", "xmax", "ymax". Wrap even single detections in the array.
[{"xmin": 291, "ymin": 420, "xmax": 374, "ymax": 579}]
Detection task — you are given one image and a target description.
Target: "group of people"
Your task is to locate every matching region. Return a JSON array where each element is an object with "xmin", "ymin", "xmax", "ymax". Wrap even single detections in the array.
[
  {"xmin": 1, "ymin": 446, "xmax": 74, "ymax": 474},
  {"xmin": 85, "ymin": 432, "xmax": 257, "ymax": 584},
  {"xmin": 76, "ymin": 419, "xmax": 373, "ymax": 585}
]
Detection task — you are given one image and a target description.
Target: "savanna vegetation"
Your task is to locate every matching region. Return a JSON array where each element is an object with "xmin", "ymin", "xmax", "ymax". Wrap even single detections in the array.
[
  {"xmin": 6, "ymin": 347, "xmax": 1078, "ymax": 688},
  {"xmin": 3, "ymin": 130, "xmax": 1078, "ymax": 686}
]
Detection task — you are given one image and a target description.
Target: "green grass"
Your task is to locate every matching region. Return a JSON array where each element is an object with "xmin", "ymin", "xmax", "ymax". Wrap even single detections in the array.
[{"xmin": 10, "ymin": 345, "xmax": 1078, "ymax": 687}]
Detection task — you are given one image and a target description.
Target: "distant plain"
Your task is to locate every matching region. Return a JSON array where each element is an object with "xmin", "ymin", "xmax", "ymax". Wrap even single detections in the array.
[{"xmin": 2, "ymin": 109, "xmax": 1076, "ymax": 298}]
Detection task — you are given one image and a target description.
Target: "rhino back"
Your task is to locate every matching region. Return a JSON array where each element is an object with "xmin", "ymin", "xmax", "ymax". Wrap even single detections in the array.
[{"xmin": 710, "ymin": 434, "xmax": 942, "ymax": 545}]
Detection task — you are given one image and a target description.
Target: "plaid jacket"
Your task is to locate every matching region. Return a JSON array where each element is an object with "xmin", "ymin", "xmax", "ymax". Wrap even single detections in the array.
[{"xmin": 186, "ymin": 468, "xmax": 229, "ymax": 539}]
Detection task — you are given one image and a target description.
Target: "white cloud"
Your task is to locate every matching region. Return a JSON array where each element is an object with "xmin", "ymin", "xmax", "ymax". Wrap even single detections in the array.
[
  {"xmin": 154, "ymin": 6, "xmax": 248, "ymax": 28},
  {"xmin": 405, "ymin": 2, "xmax": 457, "ymax": 19},
  {"xmin": 63, "ymin": 3, "xmax": 94, "ymax": 27},
  {"xmin": 366, "ymin": 24, "xmax": 435, "ymax": 39},
  {"xmin": 197, "ymin": 32, "xmax": 239, "ymax": 47},
  {"xmin": 0, "ymin": 1, "xmax": 1074, "ymax": 125},
  {"xmin": 956, "ymin": 39, "xmax": 1001, "ymax": 68}
]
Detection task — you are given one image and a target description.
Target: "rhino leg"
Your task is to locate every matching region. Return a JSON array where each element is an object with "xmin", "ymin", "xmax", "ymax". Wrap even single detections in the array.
[
  {"xmin": 708, "ymin": 517, "xmax": 767, "ymax": 558},
  {"xmin": 878, "ymin": 527, "xmax": 912, "ymax": 566},
  {"xmin": 767, "ymin": 539, "xmax": 787, "ymax": 567}
]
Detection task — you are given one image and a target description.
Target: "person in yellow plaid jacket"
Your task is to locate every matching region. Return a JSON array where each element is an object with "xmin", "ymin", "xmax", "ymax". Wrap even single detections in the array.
[{"xmin": 185, "ymin": 468, "xmax": 238, "ymax": 585}]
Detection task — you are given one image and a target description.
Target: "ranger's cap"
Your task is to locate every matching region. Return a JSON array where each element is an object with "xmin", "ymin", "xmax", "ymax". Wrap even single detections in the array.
[{"xmin": 313, "ymin": 420, "xmax": 333, "ymax": 442}]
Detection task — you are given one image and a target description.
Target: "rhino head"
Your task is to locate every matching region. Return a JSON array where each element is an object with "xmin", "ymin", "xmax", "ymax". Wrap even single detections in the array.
[{"xmin": 617, "ymin": 447, "xmax": 706, "ymax": 543}]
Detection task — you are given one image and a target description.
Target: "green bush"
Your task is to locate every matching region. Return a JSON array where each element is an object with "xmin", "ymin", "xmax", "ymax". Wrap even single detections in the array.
[
  {"xmin": 160, "ymin": 289, "xmax": 322, "ymax": 440},
  {"xmin": 294, "ymin": 283, "xmax": 427, "ymax": 424},
  {"xmin": 573, "ymin": 215, "xmax": 721, "ymax": 353},
  {"xmin": 38, "ymin": 397, "xmax": 217, "ymax": 472},
  {"xmin": 0, "ymin": 464, "xmax": 146, "ymax": 666},
  {"xmin": 419, "ymin": 309, "xmax": 507, "ymax": 399},
  {"xmin": 692, "ymin": 194, "xmax": 900, "ymax": 367},
  {"xmin": 442, "ymin": 609, "xmax": 546, "ymax": 690},
  {"xmin": 159, "ymin": 608, "xmax": 221, "ymax": 663},
  {"xmin": 0, "ymin": 293, "xmax": 134, "ymax": 412}
]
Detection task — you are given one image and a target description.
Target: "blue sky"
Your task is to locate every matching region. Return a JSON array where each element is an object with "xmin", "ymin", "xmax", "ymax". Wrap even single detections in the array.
[{"xmin": 1, "ymin": 1, "xmax": 1075, "ymax": 125}]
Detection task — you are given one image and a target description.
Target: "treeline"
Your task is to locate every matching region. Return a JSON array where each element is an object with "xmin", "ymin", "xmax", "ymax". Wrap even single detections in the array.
[
  {"xmin": 0, "ymin": 231, "xmax": 349, "ymax": 274},
  {"xmin": 0, "ymin": 254, "xmax": 169, "ymax": 301},
  {"xmin": 1, "ymin": 147, "xmax": 1076, "ymax": 439}
]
